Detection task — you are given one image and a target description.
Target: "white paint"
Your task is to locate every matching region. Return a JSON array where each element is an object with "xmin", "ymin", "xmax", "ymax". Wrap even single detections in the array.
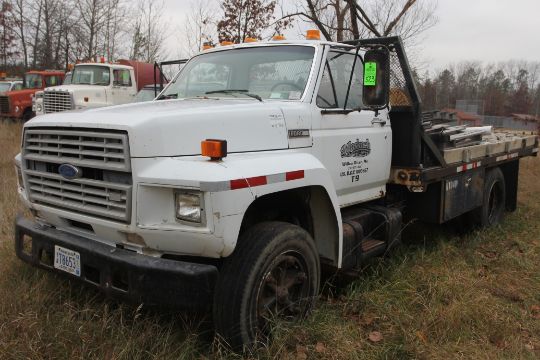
[
  {"xmin": 35, "ymin": 63, "xmax": 138, "ymax": 115},
  {"xmin": 20, "ymin": 41, "xmax": 391, "ymax": 267}
]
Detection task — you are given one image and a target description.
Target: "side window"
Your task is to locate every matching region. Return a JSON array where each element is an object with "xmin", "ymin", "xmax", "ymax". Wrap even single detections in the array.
[
  {"xmin": 113, "ymin": 69, "xmax": 132, "ymax": 87},
  {"xmin": 13, "ymin": 83, "xmax": 23, "ymax": 91},
  {"xmin": 316, "ymin": 50, "xmax": 363, "ymax": 109},
  {"xmin": 45, "ymin": 75, "xmax": 61, "ymax": 87}
]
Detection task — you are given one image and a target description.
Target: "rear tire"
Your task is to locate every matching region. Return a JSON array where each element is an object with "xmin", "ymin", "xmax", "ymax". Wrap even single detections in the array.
[
  {"xmin": 470, "ymin": 167, "xmax": 506, "ymax": 228},
  {"xmin": 213, "ymin": 221, "xmax": 320, "ymax": 350}
]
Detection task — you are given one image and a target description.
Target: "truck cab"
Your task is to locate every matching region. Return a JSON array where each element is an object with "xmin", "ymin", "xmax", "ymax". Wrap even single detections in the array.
[
  {"xmin": 13, "ymin": 34, "xmax": 538, "ymax": 348},
  {"xmin": 37, "ymin": 61, "xmax": 157, "ymax": 114},
  {"xmin": 0, "ymin": 70, "xmax": 64, "ymax": 121}
]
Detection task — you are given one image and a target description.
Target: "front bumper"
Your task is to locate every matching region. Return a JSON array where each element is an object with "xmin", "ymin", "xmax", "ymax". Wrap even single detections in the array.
[{"xmin": 14, "ymin": 216, "xmax": 218, "ymax": 310}]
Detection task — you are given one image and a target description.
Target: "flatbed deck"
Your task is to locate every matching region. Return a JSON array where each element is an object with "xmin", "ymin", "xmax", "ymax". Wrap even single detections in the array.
[{"xmin": 390, "ymin": 134, "xmax": 538, "ymax": 189}]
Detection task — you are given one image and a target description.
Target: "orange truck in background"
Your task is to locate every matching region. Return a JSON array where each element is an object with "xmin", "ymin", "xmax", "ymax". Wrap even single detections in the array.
[{"xmin": 0, "ymin": 70, "xmax": 64, "ymax": 121}]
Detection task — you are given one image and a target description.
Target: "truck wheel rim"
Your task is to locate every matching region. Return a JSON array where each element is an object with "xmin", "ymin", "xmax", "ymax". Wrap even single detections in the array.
[
  {"xmin": 256, "ymin": 250, "xmax": 310, "ymax": 327},
  {"xmin": 487, "ymin": 181, "xmax": 503, "ymax": 224}
]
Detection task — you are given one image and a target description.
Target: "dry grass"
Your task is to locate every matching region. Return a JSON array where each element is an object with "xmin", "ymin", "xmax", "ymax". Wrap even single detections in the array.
[{"xmin": 0, "ymin": 121, "xmax": 539, "ymax": 359}]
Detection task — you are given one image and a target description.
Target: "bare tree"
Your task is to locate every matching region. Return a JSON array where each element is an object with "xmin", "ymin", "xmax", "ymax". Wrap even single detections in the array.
[
  {"xmin": 101, "ymin": 0, "xmax": 128, "ymax": 61},
  {"xmin": 9, "ymin": 0, "xmax": 28, "ymax": 68},
  {"xmin": 283, "ymin": 0, "xmax": 437, "ymax": 43},
  {"xmin": 181, "ymin": 0, "xmax": 216, "ymax": 57},
  {"xmin": 0, "ymin": 1, "xmax": 19, "ymax": 67},
  {"xmin": 129, "ymin": 0, "xmax": 168, "ymax": 62},
  {"xmin": 76, "ymin": 0, "xmax": 109, "ymax": 60}
]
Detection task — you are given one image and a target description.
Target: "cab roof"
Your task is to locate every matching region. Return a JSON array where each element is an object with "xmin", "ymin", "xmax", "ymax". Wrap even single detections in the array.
[
  {"xmin": 199, "ymin": 39, "xmax": 354, "ymax": 55},
  {"xmin": 27, "ymin": 70, "xmax": 65, "ymax": 75},
  {"xmin": 75, "ymin": 62, "xmax": 133, "ymax": 70}
]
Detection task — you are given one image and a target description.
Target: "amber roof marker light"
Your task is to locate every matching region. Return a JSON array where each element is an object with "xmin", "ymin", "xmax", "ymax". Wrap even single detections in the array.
[
  {"xmin": 306, "ymin": 29, "xmax": 321, "ymax": 40},
  {"xmin": 202, "ymin": 43, "xmax": 214, "ymax": 50},
  {"xmin": 201, "ymin": 139, "xmax": 228, "ymax": 161}
]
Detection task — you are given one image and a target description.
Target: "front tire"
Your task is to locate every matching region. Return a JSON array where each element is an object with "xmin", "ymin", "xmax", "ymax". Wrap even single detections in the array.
[
  {"xmin": 22, "ymin": 109, "xmax": 35, "ymax": 122},
  {"xmin": 213, "ymin": 221, "xmax": 320, "ymax": 350}
]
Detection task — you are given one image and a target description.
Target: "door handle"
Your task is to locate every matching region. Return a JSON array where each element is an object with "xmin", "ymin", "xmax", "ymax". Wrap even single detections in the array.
[{"xmin": 371, "ymin": 118, "xmax": 387, "ymax": 126}]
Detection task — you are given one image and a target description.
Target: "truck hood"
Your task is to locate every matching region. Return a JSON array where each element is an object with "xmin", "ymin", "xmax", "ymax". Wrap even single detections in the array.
[
  {"xmin": 4, "ymin": 88, "xmax": 37, "ymax": 98},
  {"xmin": 26, "ymin": 99, "xmax": 291, "ymax": 157}
]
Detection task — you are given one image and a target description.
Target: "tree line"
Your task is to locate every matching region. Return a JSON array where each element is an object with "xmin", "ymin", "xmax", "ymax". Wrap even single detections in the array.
[
  {"xmin": 0, "ymin": 0, "xmax": 537, "ymax": 117},
  {"xmin": 417, "ymin": 61, "xmax": 540, "ymax": 117},
  {"xmin": 0, "ymin": 0, "xmax": 167, "ymax": 72}
]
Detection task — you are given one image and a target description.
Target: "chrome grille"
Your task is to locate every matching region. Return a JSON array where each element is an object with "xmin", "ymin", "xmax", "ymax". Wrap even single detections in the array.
[
  {"xmin": 43, "ymin": 90, "xmax": 73, "ymax": 113},
  {"xmin": 25, "ymin": 169, "xmax": 131, "ymax": 222},
  {"xmin": 0, "ymin": 95, "xmax": 9, "ymax": 114},
  {"xmin": 24, "ymin": 129, "xmax": 130, "ymax": 172},
  {"xmin": 23, "ymin": 128, "xmax": 132, "ymax": 223}
]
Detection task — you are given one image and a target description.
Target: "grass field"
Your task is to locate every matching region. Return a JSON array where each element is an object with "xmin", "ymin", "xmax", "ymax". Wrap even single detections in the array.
[{"xmin": 1, "ymin": 121, "xmax": 539, "ymax": 359}]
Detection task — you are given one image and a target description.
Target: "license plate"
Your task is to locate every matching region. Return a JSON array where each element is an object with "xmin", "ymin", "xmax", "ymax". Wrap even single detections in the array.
[{"xmin": 54, "ymin": 245, "xmax": 81, "ymax": 277}]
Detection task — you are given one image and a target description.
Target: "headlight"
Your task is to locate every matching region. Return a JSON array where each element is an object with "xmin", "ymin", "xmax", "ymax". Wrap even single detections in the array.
[
  {"xmin": 36, "ymin": 104, "xmax": 43, "ymax": 112},
  {"xmin": 175, "ymin": 191, "xmax": 203, "ymax": 223}
]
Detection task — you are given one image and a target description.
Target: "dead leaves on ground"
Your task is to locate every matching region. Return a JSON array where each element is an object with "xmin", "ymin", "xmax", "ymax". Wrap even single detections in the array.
[
  {"xmin": 368, "ymin": 331, "xmax": 383, "ymax": 343},
  {"xmin": 294, "ymin": 342, "xmax": 326, "ymax": 359},
  {"xmin": 531, "ymin": 305, "xmax": 540, "ymax": 319}
]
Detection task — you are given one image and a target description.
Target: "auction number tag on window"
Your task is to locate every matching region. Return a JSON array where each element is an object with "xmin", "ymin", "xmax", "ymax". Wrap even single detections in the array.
[{"xmin": 364, "ymin": 62, "xmax": 377, "ymax": 86}]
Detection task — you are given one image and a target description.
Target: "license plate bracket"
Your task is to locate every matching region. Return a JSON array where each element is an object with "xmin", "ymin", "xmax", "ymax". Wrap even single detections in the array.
[{"xmin": 54, "ymin": 245, "xmax": 81, "ymax": 277}]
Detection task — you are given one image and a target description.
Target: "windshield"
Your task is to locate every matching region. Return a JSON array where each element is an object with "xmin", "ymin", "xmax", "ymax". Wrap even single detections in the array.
[
  {"xmin": 134, "ymin": 88, "xmax": 157, "ymax": 103},
  {"xmin": 72, "ymin": 65, "xmax": 110, "ymax": 85},
  {"xmin": 0, "ymin": 83, "xmax": 11, "ymax": 92},
  {"xmin": 63, "ymin": 73, "xmax": 72, "ymax": 85},
  {"xmin": 161, "ymin": 45, "xmax": 315, "ymax": 101},
  {"xmin": 25, "ymin": 74, "xmax": 43, "ymax": 89}
]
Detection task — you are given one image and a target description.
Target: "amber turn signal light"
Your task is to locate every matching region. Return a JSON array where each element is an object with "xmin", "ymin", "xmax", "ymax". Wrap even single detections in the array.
[
  {"xmin": 244, "ymin": 37, "xmax": 258, "ymax": 43},
  {"xmin": 201, "ymin": 139, "xmax": 228, "ymax": 160},
  {"xmin": 272, "ymin": 35, "xmax": 286, "ymax": 41},
  {"xmin": 220, "ymin": 41, "xmax": 234, "ymax": 46}
]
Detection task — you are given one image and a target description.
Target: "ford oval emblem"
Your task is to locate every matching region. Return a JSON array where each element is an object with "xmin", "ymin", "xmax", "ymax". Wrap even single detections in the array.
[{"xmin": 58, "ymin": 164, "xmax": 81, "ymax": 179}]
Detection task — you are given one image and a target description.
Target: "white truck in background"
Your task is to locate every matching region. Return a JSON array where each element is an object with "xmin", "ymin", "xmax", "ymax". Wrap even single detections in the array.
[
  {"xmin": 34, "ymin": 60, "xmax": 159, "ymax": 115},
  {"xmin": 13, "ymin": 34, "xmax": 538, "ymax": 349}
]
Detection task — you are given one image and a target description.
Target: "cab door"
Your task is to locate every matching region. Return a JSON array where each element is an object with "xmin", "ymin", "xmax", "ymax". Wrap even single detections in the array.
[
  {"xmin": 112, "ymin": 68, "xmax": 137, "ymax": 104},
  {"xmin": 311, "ymin": 48, "xmax": 392, "ymax": 207}
]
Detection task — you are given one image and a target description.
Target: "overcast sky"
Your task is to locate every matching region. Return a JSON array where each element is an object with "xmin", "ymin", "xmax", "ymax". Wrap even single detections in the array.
[{"xmin": 162, "ymin": 0, "xmax": 540, "ymax": 70}]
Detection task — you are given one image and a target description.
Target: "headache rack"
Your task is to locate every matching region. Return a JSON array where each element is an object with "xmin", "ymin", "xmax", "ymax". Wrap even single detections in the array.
[{"xmin": 341, "ymin": 36, "xmax": 538, "ymax": 189}]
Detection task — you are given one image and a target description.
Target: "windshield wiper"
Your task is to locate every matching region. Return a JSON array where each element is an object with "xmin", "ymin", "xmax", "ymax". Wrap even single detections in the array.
[
  {"xmin": 205, "ymin": 89, "xmax": 263, "ymax": 102},
  {"xmin": 156, "ymin": 93, "xmax": 178, "ymax": 100}
]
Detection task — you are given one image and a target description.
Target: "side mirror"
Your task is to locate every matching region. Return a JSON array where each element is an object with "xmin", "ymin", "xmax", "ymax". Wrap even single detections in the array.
[{"xmin": 362, "ymin": 48, "xmax": 390, "ymax": 110}]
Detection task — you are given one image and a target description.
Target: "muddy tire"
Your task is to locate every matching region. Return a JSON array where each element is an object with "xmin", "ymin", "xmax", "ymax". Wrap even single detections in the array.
[
  {"xmin": 470, "ymin": 167, "xmax": 506, "ymax": 228},
  {"xmin": 213, "ymin": 221, "xmax": 320, "ymax": 350}
]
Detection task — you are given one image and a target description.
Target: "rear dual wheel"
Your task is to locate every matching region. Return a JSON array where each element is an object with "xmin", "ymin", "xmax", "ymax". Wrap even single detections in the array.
[
  {"xmin": 470, "ymin": 167, "xmax": 506, "ymax": 227},
  {"xmin": 213, "ymin": 221, "xmax": 320, "ymax": 350}
]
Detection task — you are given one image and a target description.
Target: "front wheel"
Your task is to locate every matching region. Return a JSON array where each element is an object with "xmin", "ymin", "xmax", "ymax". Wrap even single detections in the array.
[
  {"xmin": 22, "ymin": 109, "xmax": 35, "ymax": 122},
  {"xmin": 213, "ymin": 221, "xmax": 320, "ymax": 350}
]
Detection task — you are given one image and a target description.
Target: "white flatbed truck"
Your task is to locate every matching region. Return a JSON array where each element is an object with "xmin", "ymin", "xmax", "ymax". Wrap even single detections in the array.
[{"xmin": 13, "ymin": 34, "xmax": 538, "ymax": 348}]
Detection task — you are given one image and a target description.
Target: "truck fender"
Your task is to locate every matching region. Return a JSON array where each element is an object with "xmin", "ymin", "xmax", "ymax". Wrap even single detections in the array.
[{"xmin": 219, "ymin": 152, "xmax": 344, "ymax": 266}]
